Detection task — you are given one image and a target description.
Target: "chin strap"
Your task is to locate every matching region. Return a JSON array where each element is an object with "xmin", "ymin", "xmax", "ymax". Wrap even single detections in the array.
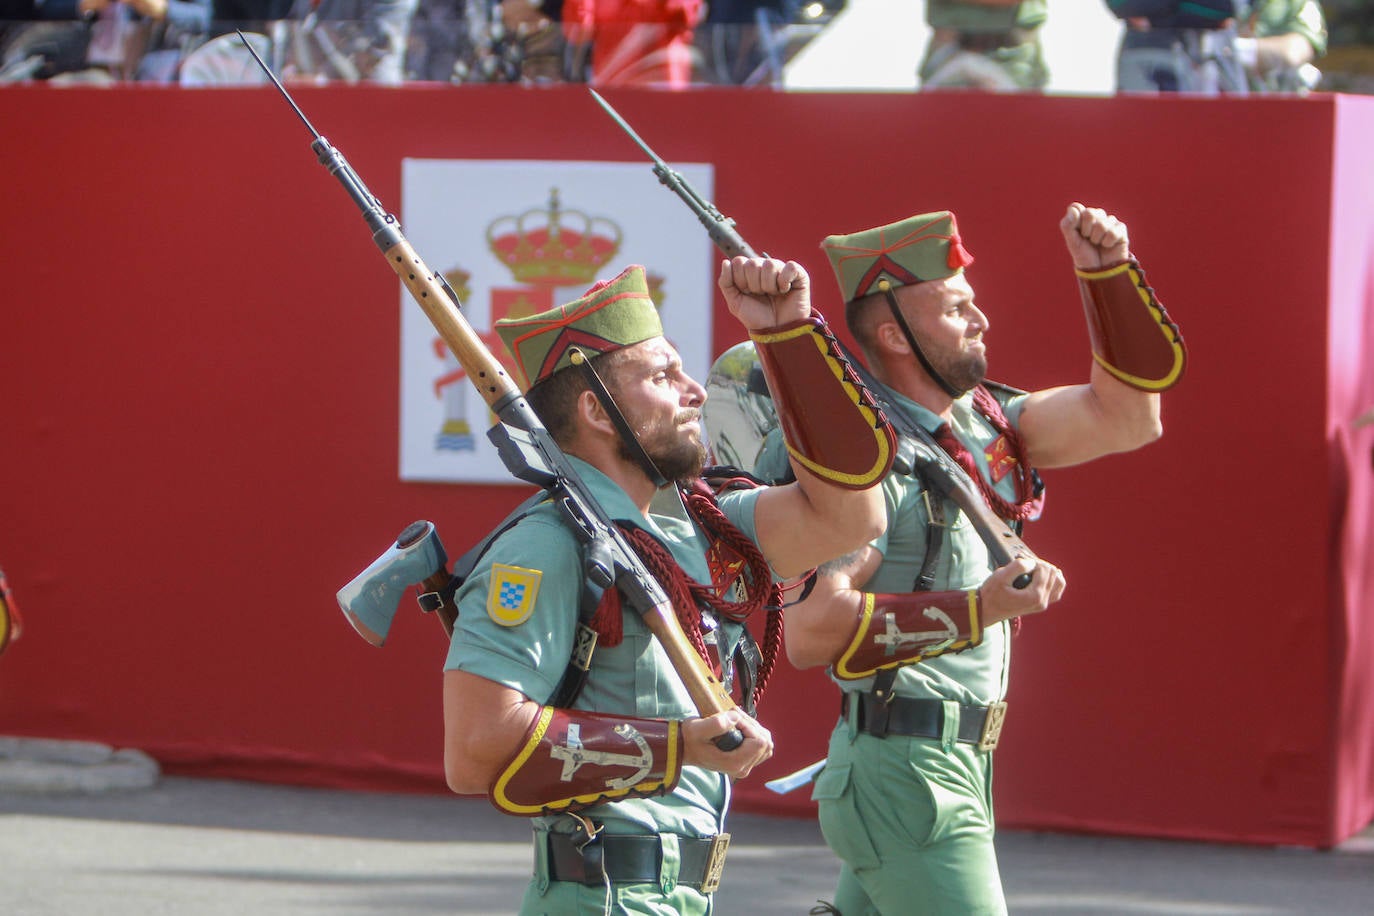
[
  {"xmin": 490, "ymin": 707, "xmax": 684, "ymax": 816},
  {"xmin": 749, "ymin": 314, "xmax": 895, "ymax": 489},
  {"xmin": 879, "ymin": 279, "xmax": 964, "ymax": 398},
  {"xmin": 570, "ymin": 347, "xmax": 668, "ymax": 489},
  {"xmin": 833, "ymin": 589, "xmax": 983, "ymax": 681},
  {"xmin": 1076, "ymin": 258, "xmax": 1186, "ymax": 391}
]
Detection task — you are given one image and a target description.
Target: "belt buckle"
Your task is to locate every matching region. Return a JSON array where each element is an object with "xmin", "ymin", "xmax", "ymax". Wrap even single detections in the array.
[
  {"xmin": 977, "ymin": 701, "xmax": 1008, "ymax": 751},
  {"xmin": 700, "ymin": 832, "xmax": 731, "ymax": 894}
]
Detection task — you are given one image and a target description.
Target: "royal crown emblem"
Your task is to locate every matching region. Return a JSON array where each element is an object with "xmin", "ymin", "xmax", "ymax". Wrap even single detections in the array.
[{"xmin": 486, "ymin": 188, "xmax": 623, "ymax": 286}]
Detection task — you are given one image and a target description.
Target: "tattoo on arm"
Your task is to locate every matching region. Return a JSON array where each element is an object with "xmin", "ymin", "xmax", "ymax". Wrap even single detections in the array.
[{"xmin": 818, "ymin": 549, "xmax": 864, "ymax": 577}]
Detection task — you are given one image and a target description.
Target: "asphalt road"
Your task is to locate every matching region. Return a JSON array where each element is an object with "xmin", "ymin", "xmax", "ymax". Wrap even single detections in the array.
[{"xmin": 2, "ymin": 775, "xmax": 1372, "ymax": 915}]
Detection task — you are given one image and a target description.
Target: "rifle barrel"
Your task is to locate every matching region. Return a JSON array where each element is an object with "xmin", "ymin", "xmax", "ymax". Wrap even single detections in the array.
[
  {"xmin": 237, "ymin": 31, "xmax": 321, "ymax": 139},
  {"xmin": 589, "ymin": 90, "xmax": 670, "ymax": 171}
]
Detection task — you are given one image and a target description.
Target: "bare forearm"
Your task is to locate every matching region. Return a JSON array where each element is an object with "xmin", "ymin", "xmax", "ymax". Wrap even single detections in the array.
[
  {"xmin": 1079, "ymin": 361, "xmax": 1163, "ymax": 454},
  {"xmin": 442, "ymin": 670, "xmax": 539, "ymax": 795},
  {"xmin": 783, "ymin": 547, "xmax": 883, "ymax": 669},
  {"xmin": 755, "ymin": 465, "xmax": 884, "ymax": 580},
  {"xmin": 785, "ymin": 582, "xmax": 870, "ymax": 669},
  {"xmin": 1020, "ymin": 367, "xmax": 1160, "ymax": 470}
]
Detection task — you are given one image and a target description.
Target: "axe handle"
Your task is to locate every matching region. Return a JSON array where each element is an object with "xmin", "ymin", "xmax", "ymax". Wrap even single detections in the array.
[{"xmin": 419, "ymin": 569, "xmax": 458, "ymax": 638}]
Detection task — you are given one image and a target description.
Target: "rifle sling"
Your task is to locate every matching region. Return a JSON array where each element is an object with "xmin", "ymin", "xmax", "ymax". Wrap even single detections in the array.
[
  {"xmin": 442, "ymin": 490, "xmax": 603, "ymax": 709},
  {"xmin": 850, "ymin": 359, "xmax": 1034, "ymax": 551},
  {"xmin": 444, "ymin": 489, "xmax": 763, "ymax": 712},
  {"xmin": 571, "ymin": 348, "xmax": 668, "ymax": 490}
]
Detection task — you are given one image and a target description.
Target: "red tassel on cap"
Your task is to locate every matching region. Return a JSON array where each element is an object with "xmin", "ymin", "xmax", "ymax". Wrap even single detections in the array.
[{"xmin": 946, "ymin": 215, "xmax": 975, "ymax": 270}]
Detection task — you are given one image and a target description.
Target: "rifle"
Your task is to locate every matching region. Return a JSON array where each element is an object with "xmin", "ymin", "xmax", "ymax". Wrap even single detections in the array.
[
  {"xmin": 591, "ymin": 89, "xmax": 1035, "ymax": 585},
  {"xmin": 240, "ymin": 35, "xmax": 744, "ymax": 750}
]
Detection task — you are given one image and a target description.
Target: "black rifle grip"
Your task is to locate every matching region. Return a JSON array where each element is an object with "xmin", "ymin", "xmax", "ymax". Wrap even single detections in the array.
[{"xmin": 714, "ymin": 728, "xmax": 744, "ymax": 751}]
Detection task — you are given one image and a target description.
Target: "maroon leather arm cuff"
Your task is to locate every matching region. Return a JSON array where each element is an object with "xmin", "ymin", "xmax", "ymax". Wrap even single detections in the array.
[
  {"xmin": 749, "ymin": 317, "xmax": 895, "ymax": 489},
  {"xmin": 833, "ymin": 590, "xmax": 981, "ymax": 681},
  {"xmin": 489, "ymin": 707, "xmax": 683, "ymax": 816},
  {"xmin": 1077, "ymin": 259, "xmax": 1186, "ymax": 391}
]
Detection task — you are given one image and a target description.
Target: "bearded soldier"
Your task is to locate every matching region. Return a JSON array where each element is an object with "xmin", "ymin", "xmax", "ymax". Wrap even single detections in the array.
[
  {"xmin": 441, "ymin": 256, "xmax": 893, "ymax": 914},
  {"xmin": 766, "ymin": 205, "xmax": 1185, "ymax": 915}
]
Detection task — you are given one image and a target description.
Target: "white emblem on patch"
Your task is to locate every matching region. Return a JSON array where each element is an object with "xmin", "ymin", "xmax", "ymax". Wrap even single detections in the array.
[{"xmin": 487, "ymin": 563, "xmax": 542, "ymax": 627}]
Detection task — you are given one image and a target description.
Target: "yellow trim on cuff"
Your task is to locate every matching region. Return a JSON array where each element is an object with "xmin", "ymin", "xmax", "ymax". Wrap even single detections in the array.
[
  {"xmin": 781, "ymin": 330, "xmax": 892, "ymax": 488},
  {"xmin": 1082, "ymin": 262, "xmax": 1185, "ymax": 391},
  {"xmin": 833, "ymin": 593, "xmax": 877, "ymax": 681},
  {"xmin": 490, "ymin": 710, "xmax": 681, "ymax": 816},
  {"xmin": 749, "ymin": 322, "xmax": 817, "ymax": 345},
  {"xmin": 966, "ymin": 588, "xmax": 981, "ymax": 646},
  {"xmin": 1073, "ymin": 261, "xmax": 1134, "ymax": 281},
  {"xmin": 490, "ymin": 706, "xmax": 555, "ymax": 816}
]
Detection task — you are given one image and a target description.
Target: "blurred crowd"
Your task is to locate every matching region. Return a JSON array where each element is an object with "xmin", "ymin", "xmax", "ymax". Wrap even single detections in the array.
[
  {"xmin": 0, "ymin": 0, "xmax": 845, "ymax": 85},
  {"xmin": 0, "ymin": 0, "xmax": 1365, "ymax": 92},
  {"xmin": 924, "ymin": 0, "xmax": 1329, "ymax": 94}
]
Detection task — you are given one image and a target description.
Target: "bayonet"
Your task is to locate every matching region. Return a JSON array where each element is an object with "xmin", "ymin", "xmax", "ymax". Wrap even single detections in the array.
[{"xmin": 590, "ymin": 89, "xmax": 757, "ymax": 259}]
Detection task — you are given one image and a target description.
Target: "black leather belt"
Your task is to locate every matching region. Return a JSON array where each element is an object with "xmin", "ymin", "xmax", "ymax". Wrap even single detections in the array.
[
  {"xmin": 546, "ymin": 831, "xmax": 731, "ymax": 893},
  {"xmin": 850, "ymin": 693, "xmax": 1008, "ymax": 751}
]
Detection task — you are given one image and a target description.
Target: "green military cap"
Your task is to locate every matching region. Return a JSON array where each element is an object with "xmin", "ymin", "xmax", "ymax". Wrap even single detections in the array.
[
  {"xmin": 820, "ymin": 210, "xmax": 975, "ymax": 303},
  {"xmin": 495, "ymin": 264, "xmax": 663, "ymax": 389}
]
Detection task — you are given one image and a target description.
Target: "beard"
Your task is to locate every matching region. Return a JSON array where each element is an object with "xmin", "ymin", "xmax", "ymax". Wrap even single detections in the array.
[
  {"xmin": 620, "ymin": 407, "xmax": 707, "ymax": 484},
  {"xmin": 926, "ymin": 345, "xmax": 988, "ymax": 396}
]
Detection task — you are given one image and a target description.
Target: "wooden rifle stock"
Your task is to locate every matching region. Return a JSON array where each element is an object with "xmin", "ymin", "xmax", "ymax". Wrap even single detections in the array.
[{"xmin": 243, "ymin": 36, "xmax": 743, "ymax": 749}]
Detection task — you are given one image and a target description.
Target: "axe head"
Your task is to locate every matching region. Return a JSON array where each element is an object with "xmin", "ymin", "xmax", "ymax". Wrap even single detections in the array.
[{"xmin": 337, "ymin": 521, "xmax": 448, "ymax": 647}]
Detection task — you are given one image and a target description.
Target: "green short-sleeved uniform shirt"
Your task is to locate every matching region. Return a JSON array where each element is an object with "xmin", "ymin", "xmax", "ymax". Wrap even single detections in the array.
[
  {"xmin": 759, "ymin": 383, "xmax": 1030, "ymax": 916},
  {"xmin": 921, "ymin": 0, "xmax": 1050, "ymax": 90},
  {"xmin": 836, "ymin": 386, "xmax": 1022, "ymax": 707},
  {"xmin": 445, "ymin": 457, "xmax": 765, "ymax": 913}
]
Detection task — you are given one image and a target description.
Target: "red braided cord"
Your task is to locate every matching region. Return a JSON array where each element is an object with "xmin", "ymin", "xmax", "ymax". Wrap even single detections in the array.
[
  {"xmin": 627, "ymin": 526, "xmax": 713, "ymax": 663},
  {"xmin": 585, "ymin": 487, "xmax": 786, "ymax": 703},
  {"xmin": 934, "ymin": 385, "xmax": 1043, "ymax": 523},
  {"xmin": 682, "ymin": 489, "xmax": 785, "ymax": 700},
  {"xmin": 964, "ymin": 387, "xmax": 1036, "ymax": 638}
]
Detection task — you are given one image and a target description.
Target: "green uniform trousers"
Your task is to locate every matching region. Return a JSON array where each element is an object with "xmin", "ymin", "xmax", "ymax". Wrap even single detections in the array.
[
  {"xmin": 812, "ymin": 713, "xmax": 1005, "ymax": 916},
  {"xmin": 519, "ymin": 881, "xmax": 710, "ymax": 915}
]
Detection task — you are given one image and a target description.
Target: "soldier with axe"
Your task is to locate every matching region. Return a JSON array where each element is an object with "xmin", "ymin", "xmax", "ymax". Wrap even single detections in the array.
[
  {"xmin": 437, "ymin": 257, "xmax": 890, "ymax": 914},
  {"xmin": 237, "ymin": 42, "xmax": 891, "ymax": 913}
]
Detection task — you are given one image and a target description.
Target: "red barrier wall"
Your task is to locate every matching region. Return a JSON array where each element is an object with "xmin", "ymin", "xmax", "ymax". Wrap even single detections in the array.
[{"xmin": 2, "ymin": 86, "xmax": 1372, "ymax": 847}]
